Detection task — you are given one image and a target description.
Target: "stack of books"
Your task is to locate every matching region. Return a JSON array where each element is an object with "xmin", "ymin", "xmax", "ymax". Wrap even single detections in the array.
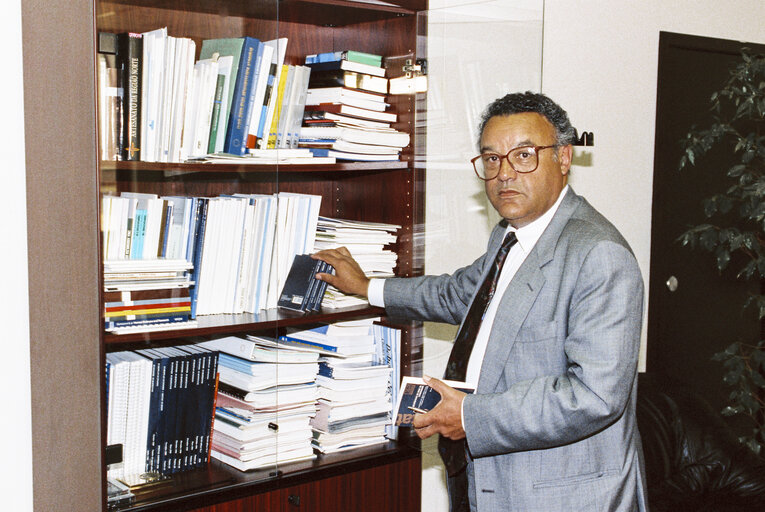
[
  {"xmin": 102, "ymin": 259, "xmax": 195, "ymax": 333},
  {"xmin": 278, "ymin": 318, "xmax": 398, "ymax": 453},
  {"xmin": 106, "ymin": 344, "xmax": 219, "ymax": 479},
  {"xmin": 312, "ymin": 216, "xmax": 400, "ymax": 308},
  {"xmin": 199, "ymin": 335, "xmax": 320, "ymax": 471},
  {"xmin": 300, "ymin": 50, "xmax": 409, "ymax": 161},
  {"xmin": 311, "ymin": 356, "xmax": 393, "ymax": 453}
]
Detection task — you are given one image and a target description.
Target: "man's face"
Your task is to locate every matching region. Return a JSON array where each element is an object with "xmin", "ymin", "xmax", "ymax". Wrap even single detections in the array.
[{"xmin": 481, "ymin": 112, "xmax": 571, "ymax": 228}]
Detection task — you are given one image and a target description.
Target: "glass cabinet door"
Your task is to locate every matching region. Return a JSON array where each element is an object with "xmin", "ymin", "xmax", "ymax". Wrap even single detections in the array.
[{"xmin": 419, "ymin": 1, "xmax": 544, "ymax": 507}]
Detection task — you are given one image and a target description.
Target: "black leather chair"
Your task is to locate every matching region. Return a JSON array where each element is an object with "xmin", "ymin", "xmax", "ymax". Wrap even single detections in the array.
[{"xmin": 637, "ymin": 374, "xmax": 765, "ymax": 511}]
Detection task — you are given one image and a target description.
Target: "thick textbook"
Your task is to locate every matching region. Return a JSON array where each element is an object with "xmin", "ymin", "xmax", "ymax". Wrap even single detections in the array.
[
  {"xmin": 308, "ymin": 69, "xmax": 388, "ymax": 94},
  {"xmin": 393, "ymin": 376, "xmax": 474, "ymax": 427}
]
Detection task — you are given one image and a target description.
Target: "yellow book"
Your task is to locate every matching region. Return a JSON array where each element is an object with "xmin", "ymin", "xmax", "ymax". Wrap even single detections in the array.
[{"xmin": 267, "ymin": 64, "xmax": 291, "ymax": 148}]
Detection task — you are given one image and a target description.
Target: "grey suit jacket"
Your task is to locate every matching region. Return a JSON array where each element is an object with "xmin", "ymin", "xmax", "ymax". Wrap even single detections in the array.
[{"xmin": 384, "ymin": 188, "xmax": 648, "ymax": 511}]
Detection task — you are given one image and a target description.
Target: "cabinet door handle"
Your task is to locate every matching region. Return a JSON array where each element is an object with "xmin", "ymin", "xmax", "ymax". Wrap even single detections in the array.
[{"xmin": 288, "ymin": 494, "xmax": 300, "ymax": 507}]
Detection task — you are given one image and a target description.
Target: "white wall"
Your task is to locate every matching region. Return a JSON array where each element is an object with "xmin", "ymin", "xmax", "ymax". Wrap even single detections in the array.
[
  {"xmin": 421, "ymin": 0, "xmax": 765, "ymax": 508},
  {"xmin": 1, "ymin": 0, "xmax": 33, "ymax": 509},
  {"xmin": 542, "ymin": 0, "xmax": 765, "ymax": 371}
]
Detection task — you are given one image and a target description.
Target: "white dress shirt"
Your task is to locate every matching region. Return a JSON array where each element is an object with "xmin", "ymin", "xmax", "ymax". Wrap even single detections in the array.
[{"xmin": 367, "ymin": 185, "xmax": 569, "ymax": 422}]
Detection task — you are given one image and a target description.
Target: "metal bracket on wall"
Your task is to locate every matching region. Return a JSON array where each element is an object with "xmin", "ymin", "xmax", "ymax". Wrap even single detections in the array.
[{"xmin": 572, "ymin": 128, "xmax": 594, "ymax": 146}]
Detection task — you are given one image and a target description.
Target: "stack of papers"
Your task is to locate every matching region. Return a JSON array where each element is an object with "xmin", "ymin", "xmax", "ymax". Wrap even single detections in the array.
[
  {"xmin": 198, "ymin": 336, "xmax": 319, "ymax": 470},
  {"xmin": 279, "ymin": 318, "xmax": 379, "ymax": 357},
  {"xmin": 313, "ymin": 217, "xmax": 400, "ymax": 308},
  {"xmin": 103, "ymin": 259, "xmax": 197, "ymax": 334},
  {"xmin": 287, "ymin": 318, "xmax": 393, "ymax": 453}
]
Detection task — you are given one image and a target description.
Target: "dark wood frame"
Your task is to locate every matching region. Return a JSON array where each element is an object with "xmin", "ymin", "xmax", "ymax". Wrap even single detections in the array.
[{"xmin": 23, "ymin": 0, "xmax": 426, "ymax": 510}]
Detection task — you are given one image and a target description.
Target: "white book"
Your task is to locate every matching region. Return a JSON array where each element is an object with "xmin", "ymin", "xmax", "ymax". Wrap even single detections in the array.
[
  {"xmin": 101, "ymin": 195, "xmax": 112, "ymax": 261},
  {"xmin": 274, "ymin": 65, "xmax": 296, "ymax": 149},
  {"xmin": 277, "ymin": 65, "xmax": 300, "ymax": 149},
  {"xmin": 256, "ymin": 38, "xmax": 289, "ymax": 150},
  {"xmin": 194, "ymin": 198, "xmax": 218, "ymax": 315},
  {"xmin": 254, "ymin": 195, "xmax": 277, "ymax": 311},
  {"xmin": 199, "ymin": 336, "xmax": 319, "ymax": 363},
  {"xmin": 157, "ymin": 35, "xmax": 176, "ymax": 162},
  {"xmin": 212, "ymin": 55, "xmax": 234, "ymax": 154},
  {"xmin": 245, "ymin": 43, "xmax": 275, "ymax": 151},
  {"xmin": 288, "ymin": 65, "xmax": 312, "ymax": 148},
  {"xmin": 107, "ymin": 196, "xmax": 125, "ymax": 261},
  {"xmin": 306, "ymin": 87, "xmax": 388, "ymax": 112},
  {"xmin": 233, "ymin": 198, "xmax": 256, "ymax": 312},
  {"xmin": 222, "ymin": 197, "xmax": 247, "ymax": 313},
  {"xmin": 140, "ymin": 27, "xmax": 168, "ymax": 162},
  {"xmin": 169, "ymin": 38, "xmax": 196, "ymax": 162},
  {"xmin": 299, "ymin": 124, "xmax": 409, "ymax": 148},
  {"xmin": 118, "ymin": 197, "xmax": 134, "ymax": 259},
  {"xmin": 183, "ymin": 56, "xmax": 219, "ymax": 159},
  {"xmin": 266, "ymin": 194, "xmax": 290, "ymax": 309}
]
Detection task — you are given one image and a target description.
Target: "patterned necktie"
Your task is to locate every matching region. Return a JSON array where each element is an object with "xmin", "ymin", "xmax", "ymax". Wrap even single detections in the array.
[{"xmin": 439, "ymin": 231, "xmax": 518, "ymax": 476}]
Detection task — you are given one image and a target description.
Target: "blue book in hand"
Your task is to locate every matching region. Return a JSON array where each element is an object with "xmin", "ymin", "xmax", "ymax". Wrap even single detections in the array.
[{"xmin": 393, "ymin": 376, "xmax": 475, "ymax": 427}]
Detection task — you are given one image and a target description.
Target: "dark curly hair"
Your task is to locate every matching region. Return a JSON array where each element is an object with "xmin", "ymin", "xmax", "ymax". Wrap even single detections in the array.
[{"xmin": 477, "ymin": 91, "xmax": 576, "ymax": 148}]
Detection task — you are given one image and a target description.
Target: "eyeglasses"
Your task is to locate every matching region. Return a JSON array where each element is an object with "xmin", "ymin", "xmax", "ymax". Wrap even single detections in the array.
[{"xmin": 471, "ymin": 145, "xmax": 557, "ymax": 180}]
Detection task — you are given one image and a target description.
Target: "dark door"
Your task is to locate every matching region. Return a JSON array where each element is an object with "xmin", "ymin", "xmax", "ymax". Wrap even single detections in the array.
[{"xmin": 647, "ymin": 32, "xmax": 765, "ymax": 420}]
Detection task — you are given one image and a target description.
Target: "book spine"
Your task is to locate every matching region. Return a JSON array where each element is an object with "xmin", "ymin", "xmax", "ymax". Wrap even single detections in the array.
[
  {"xmin": 223, "ymin": 37, "xmax": 262, "ymax": 156},
  {"xmin": 119, "ymin": 32, "xmax": 142, "ymax": 160},
  {"xmin": 105, "ymin": 314, "xmax": 189, "ymax": 329},
  {"xmin": 207, "ymin": 73, "xmax": 226, "ymax": 154},
  {"xmin": 189, "ymin": 198, "xmax": 209, "ymax": 319},
  {"xmin": 278, "ymin": 334, "xmax": 338, "ymax": 353}
]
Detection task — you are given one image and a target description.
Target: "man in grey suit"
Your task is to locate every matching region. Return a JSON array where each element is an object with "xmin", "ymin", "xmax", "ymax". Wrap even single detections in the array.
[{"xmin": 313, "ymin": 92, "xmax": 647, "ymax": 511}]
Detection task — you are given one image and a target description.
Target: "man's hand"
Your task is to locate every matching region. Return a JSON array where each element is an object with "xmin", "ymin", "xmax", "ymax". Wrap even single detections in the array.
[
  {"xmin": 311, "ymin": 247, "xmax": 370, "ymax": 298},
  {"xmin": 412, "ymin": 375, "xmax": 467, "ymax": 441}
]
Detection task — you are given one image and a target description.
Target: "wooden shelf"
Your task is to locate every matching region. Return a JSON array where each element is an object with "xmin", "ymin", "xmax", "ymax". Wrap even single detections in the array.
[
  {"xmin": 103, "ymin": 0, "xmax": 423, "ymax": 27},
  {"xmin": 101, "ymin": 160, "xmax": 410, "ymax": 175},
  {"xmin": 119, "ymin": 439, "xmax": 420, "ymax": 511},
  {"xmin": 104, "ymin": 304, "xmax": 385, "ymax": 346}
]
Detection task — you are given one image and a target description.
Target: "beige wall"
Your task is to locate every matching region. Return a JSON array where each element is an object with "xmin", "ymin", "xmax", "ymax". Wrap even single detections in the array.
[{"xmin": 2, "ymin": 0, "xmax": 33, "ymax": 510}]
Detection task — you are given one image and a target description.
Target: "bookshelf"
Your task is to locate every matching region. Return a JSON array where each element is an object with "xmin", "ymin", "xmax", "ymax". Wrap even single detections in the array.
[{"xmin": 23, "ymin": 0, "xmax": 426, "ymax": 510}]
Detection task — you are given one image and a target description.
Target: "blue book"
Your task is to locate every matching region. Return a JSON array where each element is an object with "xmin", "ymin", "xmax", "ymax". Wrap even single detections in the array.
[
  {"xmin": 223, "ymin": 37, "xmax": 263, "ymax": 155},
  {"xmin": 188, "ymin": 198, "xmax": 209, "ymax": 319},
  {"xmin": 134, "ymin": 349, "xmax": 167, "ymax": 473},
  {"xmin": 130, "ymin": 208, "xmax": 147, "ymax": 258},
  {"xmin": 393, "ymin": 376, "xmax": 474, "ymax": 428},
  {"xmin": 278, "ymin": 334, "xmax": 338, "ymax": 353}
]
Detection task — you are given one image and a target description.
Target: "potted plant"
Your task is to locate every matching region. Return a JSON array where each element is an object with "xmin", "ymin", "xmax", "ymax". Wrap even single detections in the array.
[{"xmin": 678, "ymin": 49, "xmax": 765, "ymax": 455}]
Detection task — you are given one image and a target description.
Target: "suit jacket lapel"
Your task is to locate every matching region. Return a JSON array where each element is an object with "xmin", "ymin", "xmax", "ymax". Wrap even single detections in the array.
[{"xmin": 476, "ymin": 188, "xmax": 581, "ymax": 393}]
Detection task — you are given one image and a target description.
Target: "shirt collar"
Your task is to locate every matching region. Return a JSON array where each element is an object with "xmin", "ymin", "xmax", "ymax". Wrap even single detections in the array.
[{"xmin": 506, "ymin": 184, "xmax": 569, "ymax": 253}]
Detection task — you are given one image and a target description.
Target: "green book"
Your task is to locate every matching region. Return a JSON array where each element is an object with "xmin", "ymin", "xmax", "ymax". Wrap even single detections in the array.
[
  {"xmin": 199, "ymin": 38, "xmax": 245, "ymax": 147},
  {"xmin": 343, "ymin": 50, "xmax": 382, "ymax": 67}
]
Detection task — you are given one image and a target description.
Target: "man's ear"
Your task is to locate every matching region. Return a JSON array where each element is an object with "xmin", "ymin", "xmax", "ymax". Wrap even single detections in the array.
[{"xmin": 559, "ymin": 144, "xmax": 573, "ymax": 175}]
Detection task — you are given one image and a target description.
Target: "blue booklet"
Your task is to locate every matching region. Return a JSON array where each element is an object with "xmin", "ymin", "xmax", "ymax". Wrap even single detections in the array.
[{"xmin": 393, "ymin": 376, "xmax": 475, "ymax": 427}]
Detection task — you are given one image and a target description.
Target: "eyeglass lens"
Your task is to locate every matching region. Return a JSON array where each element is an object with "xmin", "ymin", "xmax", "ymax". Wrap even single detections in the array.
[{"xmin": 474, "ymin": 147, "xmax": 539, "ymax": 179}]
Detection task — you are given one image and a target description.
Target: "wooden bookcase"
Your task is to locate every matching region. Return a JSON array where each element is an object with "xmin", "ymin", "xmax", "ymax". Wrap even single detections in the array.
[{"xmin": 23, "ymin": 0, "xmax": 426, "ymax": 510}]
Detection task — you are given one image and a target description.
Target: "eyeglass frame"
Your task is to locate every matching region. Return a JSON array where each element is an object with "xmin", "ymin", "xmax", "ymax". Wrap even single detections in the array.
[{"xmin": 470, "ymin": 144, "xmax": 558, "ymax": 181}]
